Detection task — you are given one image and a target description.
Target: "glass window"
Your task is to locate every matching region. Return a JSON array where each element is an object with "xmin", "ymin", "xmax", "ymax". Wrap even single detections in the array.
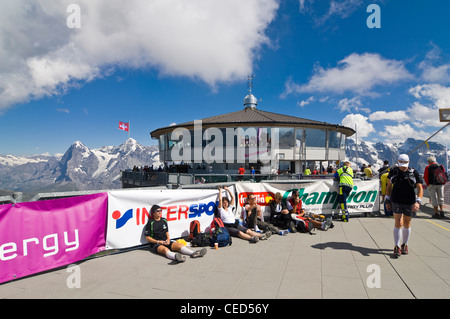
[
  {"xmin": 159, "ymin": 134, "xmax": 166, "ymax": 151},
  {"xmin": 295, "ymin": 128, "xmax": 305, "ymax": 147},
  {"xmin": 305, "ymin": 128, "xmax": 326, "ymax": 147},
  {"xmin": 329, "ymin": 131, "xmax": 341, "ymax": 148},
  {"xmin": 279, "ymin": 128, "xmax": 294, "ymax": 149}
]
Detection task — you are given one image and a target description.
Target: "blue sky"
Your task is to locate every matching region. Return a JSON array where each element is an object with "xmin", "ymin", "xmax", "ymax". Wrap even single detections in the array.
[{"xmin": 1, "ymin": 0, "xmax": 450, "ymax": 156}]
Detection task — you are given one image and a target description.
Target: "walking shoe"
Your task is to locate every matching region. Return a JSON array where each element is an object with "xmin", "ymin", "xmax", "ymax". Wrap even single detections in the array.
[
  {"xmin": 433, "ymin": 214, "xmax": 441, "ymax": 219},
  {"xmin": 401, "ymin": 244, "xmax": 408, "ymax": 255},
  {"xmin": 393, "ymin": 246, "xmax": 401, "ymax": 258},
  {"xmin": 260, "ymin": 233, "xmax": 268, "ymax": 240},
  {"xmin": 263, "ymin": 231, "xmax": 272, "ymax": 239},
  {"xmin": 250, "ymin": 236, "xmax": 259, "ymax": 243},
  {"xmin": 175, "ymin": 253, "xmax": 186, "ymax": 262},
  {"xmin": 321, "ymin": 222, "xmax": 329, "ymax": 231},
  {"xmin": 288, "ymin": 221, "xmax": 297, "ymax": 233},
  {"xmin": 440, "ymin": 211, "xmax": 445, "ymax": 218},
  {"xmin": 191, "ymin": 248, "xmax": 207, "ymax": 258}
]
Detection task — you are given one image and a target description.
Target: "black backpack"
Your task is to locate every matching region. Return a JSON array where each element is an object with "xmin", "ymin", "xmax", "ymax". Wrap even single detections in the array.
[{"xmin": 296, "ymin": 217, "xmax": 315, "ymax": 235}]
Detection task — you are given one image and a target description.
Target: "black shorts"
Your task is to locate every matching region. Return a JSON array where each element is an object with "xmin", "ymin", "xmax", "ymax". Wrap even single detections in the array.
[
  {"xmin": 391, "ymin": 203, "xmax": 413, "ymax": 217},
  {"xmin": 149, "ymin": 241, "xmax": 175, "ymax": 253},
  {"xmin": 224, "ymin": 222, "xmax": 249, "ymax": 237}
]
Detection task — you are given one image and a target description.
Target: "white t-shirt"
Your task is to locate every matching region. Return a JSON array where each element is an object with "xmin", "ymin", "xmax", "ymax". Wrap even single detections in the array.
[{"xmin": 218, "ymin": 205, "xmax": 236, "ymax": 224}]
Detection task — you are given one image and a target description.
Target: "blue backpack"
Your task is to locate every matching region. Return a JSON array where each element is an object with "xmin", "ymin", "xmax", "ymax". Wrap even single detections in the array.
[{"xmin": 209, "ymin": 217, "xmax": 232, "ymax": 247}]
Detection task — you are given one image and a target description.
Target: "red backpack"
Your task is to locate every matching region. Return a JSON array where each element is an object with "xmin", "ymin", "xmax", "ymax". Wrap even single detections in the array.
[{"xmin": 189, "ymin": 220, "xmax": 201, "ymax": 241}]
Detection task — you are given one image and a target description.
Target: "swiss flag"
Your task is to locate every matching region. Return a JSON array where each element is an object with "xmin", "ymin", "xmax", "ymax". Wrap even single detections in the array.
[{"xmin": 119, "ymin": 121, "xmax": 129, "ymax": 132}]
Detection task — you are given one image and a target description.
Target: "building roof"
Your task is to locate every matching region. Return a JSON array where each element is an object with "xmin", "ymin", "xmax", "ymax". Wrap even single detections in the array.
[{"xmin": 150, "ymin": 107, "xmax": 355, "ymax": 138}]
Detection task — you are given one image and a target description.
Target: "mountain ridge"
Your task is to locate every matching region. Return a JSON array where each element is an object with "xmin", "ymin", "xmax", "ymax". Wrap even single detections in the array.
[{"xmin": 0, "ymin": 137, "xmax": 448, "ymax": 201}]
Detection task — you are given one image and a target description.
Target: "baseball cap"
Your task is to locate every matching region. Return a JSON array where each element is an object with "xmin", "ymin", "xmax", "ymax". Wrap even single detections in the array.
[
  {"xmin": 150, "ymin": 204, "xmax": 162, "ymax": 215},
  {"xmin": 397, "ymin": 154, "xmax": 409, "ymax": 167}
]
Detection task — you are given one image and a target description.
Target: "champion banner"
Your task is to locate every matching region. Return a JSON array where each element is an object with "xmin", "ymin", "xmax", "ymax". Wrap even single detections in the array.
[
  {"xmin": 0, "ymin": 193, "xmax": 107, "ymax": 284},
  {"xmin": 106, "ymin": 188, "xmax": 227, "ymax": 249},
  {"xmin": 235, "ymin": 180, "xmax": 380, "ymax": 219}
]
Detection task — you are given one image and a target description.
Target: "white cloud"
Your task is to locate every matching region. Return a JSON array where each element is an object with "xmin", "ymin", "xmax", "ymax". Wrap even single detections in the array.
[
  {"xmin": 297, "ymin": 96, "xmax": 315, "ymax": 107},
  {"xmin": 56, "ymin": 108, "xmax": 70, "ymax": 114},
  {"xmin": 340, "ymin": 114, "xmax": 375, "ymax": 139},
  {"xmin": 283, "ymin": 53, "xmax": 412, "ymax": 96},
  {"xmin": 419, "ymin": 44, "xmax": 450, "ymax": 83},
  {"xmin": 369, "ymin": 110, "xmax": 409, "ymax": 122},
  {"xmin": 379, "ymin": 124, "xmax": 429, "ymax": 144},
  {"xmin": 299, "ymin": 0, "xmax": 364, "ymax": 26},
  {"xmin": 0, "ymin": 0, "xmax": 279, "ymax": 111},
  {"xmin": 407, "ymin": 102, "xmax": 442, "ymax": 128},
  {"xmin": 409, "ymin": 84, "xmax": 450, "ymax": 109},
  {"xmin": 337, "ymin": 97, "xmax": 370, "ymax": 113}
]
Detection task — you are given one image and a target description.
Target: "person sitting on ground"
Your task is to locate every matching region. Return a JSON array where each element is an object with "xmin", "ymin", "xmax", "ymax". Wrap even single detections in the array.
[
  {"xmin": 269, "ymin": 192, "xmax": 297, "ymax": 232},
  {"xmin": 242, "ymin": 193, "xmax": 276, "ymax": 236},
  {"xmin": 286, "ymin": 190, "xmax": 332, "ymax": 231},
  {"xmin": 144, "ymin": 204, "xmax": 207, "ymax": 262},
  {"xmin": 217, "ymin": 186, "xmax": 267, "ymax": 243}
]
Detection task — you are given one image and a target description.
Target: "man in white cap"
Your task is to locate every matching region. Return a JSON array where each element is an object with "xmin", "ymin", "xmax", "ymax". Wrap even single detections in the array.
[{"xmin": 385, "ymin": 154, "xmax": 423, "ymax": 258}]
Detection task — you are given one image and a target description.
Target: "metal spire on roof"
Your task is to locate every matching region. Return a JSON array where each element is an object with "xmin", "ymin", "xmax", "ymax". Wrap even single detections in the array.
[{"xmin": 244, "ymin": 74, "xmax": 258, "ymax": 109}]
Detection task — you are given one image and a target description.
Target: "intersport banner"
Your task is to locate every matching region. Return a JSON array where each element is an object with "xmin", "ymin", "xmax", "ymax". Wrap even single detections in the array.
[
  {"xmin": 0, "ymin": 193, "xmax": 107, "ymax": 284},
  {"xmin": 235, "ymin": 180, "xmax": 380, "ymax": 218},
  {"xmin": 106, "ymin": 189, "xmax": 221, "ymax": 249}
]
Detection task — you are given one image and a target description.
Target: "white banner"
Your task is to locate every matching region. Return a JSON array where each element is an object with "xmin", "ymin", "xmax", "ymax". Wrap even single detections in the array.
[
  {"xmin": 235, "ymin": 180, "xmax": 380, "ymax": 219},
  {"xmin": 106, "ymin": 189, "xmax": 221, "ymax": 249}
]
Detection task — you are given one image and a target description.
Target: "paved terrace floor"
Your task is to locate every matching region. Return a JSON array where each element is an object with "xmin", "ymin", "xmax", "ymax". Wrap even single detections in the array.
[{"xmin": 1, "ymin": 198, "xmax": 450, "ymax": 300}]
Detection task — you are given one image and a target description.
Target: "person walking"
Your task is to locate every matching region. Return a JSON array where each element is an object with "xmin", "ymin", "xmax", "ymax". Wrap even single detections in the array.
[
  {"xmin": 424, "ymin": 156, "xmax": 446, "ymax": 219},
  {"xmin": 334, "ymin": 160, "xmax": 354, "ymax": 222},
  {"xmin": 385, "ymin": 154, "xmax": 423, "ymax": 258}
]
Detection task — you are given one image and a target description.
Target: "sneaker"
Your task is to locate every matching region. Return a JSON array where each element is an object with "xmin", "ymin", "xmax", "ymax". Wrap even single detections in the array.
[
  {"xmin": 175, "ymin": 253, "xmax": 186, "ymax": 262},
  {"xmin": 401, "ymin": 244, "xmax": 408, "ymax": 255},
  {"xmin": 321, "ymin": 222, "xmax": 329, "ymax": 231},
  {"xmin": 440, "ymin": 211, "xmax": 445, "ymax": 219},
  {"xmin": 288, "ymin": 221, "xmax": 297, "ymax": 233},
  {"xmin": 250, "ymin": 236, "xmax": 259, "ymax": 243},
  {"xmin": 191, "ymin": 248, "xmax": 207, "ymax": 258},
  {"xmin": 264, "ymin": 231, "xmax": 272, "ymax": 239},
  {"xmin": 433, "ymin": 214, "xmax": 441, "ymax": 219},
  {"xmin": 260, "ymin": 233, "xmax": 267, "ymax": 240},
  {"xmin": 393, "ymin": 246, "xmax": 401, "ymax": 258}
]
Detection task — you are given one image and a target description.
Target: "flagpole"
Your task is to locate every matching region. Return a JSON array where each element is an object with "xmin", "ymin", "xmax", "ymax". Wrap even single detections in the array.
[{"xmin": 446, "ymin": 140, "xmax": 448, "ymax": 174}]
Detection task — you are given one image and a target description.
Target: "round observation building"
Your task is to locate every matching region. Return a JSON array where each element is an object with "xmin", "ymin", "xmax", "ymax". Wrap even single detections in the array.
[{"xmin": 150, "ymin": 84, "xmax": 355, "ymax": 175}]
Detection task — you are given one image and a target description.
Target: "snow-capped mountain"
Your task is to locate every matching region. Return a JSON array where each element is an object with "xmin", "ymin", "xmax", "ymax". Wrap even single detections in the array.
[
  {"xmin": 0, "ymin": 137, "xmax": 448, "ymax": 200},
  {"xmin": 0, "ymin": 138, "xmax": 160, "ymax": 199},
  {"xmin": 346, "ymin": 137, "xmax": 448, "ymax": 173}
]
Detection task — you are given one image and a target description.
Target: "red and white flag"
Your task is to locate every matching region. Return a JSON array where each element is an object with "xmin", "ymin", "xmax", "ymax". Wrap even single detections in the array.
[{"xmin": 119, "ymin": 121, "xmax": 129, "ymax": 132}]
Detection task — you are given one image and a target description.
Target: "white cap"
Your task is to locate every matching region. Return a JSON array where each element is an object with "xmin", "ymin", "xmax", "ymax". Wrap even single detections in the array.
[{"xmin": 398, "ymin": 154, "xmax": 409, "ymax": 167}]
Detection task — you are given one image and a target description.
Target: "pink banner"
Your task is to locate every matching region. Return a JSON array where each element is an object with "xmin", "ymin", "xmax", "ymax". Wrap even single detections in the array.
[{"xmin": 0, "ymin": 192, "xmax": 107, "ymax": 284}]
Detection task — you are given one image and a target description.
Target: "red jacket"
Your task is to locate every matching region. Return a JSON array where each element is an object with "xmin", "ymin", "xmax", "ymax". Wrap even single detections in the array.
[{"xmin": 288, "ymin": 198, "xmax": 303, "ymax": 214}]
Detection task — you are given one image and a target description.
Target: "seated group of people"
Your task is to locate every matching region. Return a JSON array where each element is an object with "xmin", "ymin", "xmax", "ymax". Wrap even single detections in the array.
[
  {"xmin": 144, "ymin": 187, "xmax": 333, "ymax": 263},
  {"xmin": 218, "ymin": 187, "xmax": 333, "ymax": 244}
]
